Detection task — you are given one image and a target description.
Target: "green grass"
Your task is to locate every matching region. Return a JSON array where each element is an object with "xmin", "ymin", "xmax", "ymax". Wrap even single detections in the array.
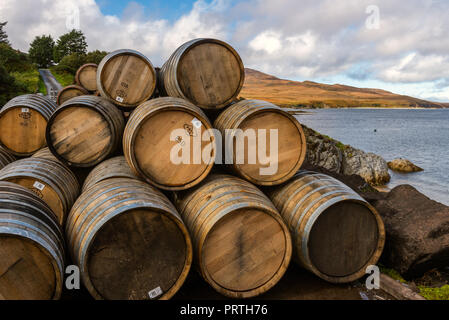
[
  {"xmin": 38, "ymin": 74, "xmax": 47, "ymax": 95},
  {"xmin": 49, "ymin": 66, "xmax": 74, "ymax": 87},
  {"xmin": 380, "ymin": 266, "xmax": 449, "ymax": 300},
  {"xmin": 380, "ymin": 266, "xmax": 406, "ymax": 283},
  {"xmin": 418, "ymin": 285, "xmax": 449, "ymax": 300},
  {"xmin": 10, "ymin": 69, "xmax": 40, "ymax": 94}
]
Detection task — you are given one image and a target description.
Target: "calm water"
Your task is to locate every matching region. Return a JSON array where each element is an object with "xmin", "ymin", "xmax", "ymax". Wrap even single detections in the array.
[{"xmin": 295, "ymin": 109, "xmax": 449, "ymax": 205}]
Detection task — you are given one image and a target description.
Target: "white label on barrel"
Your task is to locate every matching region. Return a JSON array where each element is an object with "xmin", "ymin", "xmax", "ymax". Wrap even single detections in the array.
[
  {"xmin": 192, "ymin": 118, "xmax": 202, "ymax": 129},
  {"xmin": 116, "ymin": 96, "xmax": 124, "ymax": 103},
  {"xmin": 148, "ymin": 286, "xmax": 163, "ymax": 299},
  {"xmin": 33, "ymin": 181, "xmax": 45, "ymax": 191},
  {"xmin": 22, "ymin": 108, "xmax": 30, "ymax": 113}
]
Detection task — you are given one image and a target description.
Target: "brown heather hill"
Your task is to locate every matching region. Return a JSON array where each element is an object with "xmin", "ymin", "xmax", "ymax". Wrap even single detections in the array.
[{"xmin": 239, "ymin": 68, "xmax": 448, "ymax": 109}]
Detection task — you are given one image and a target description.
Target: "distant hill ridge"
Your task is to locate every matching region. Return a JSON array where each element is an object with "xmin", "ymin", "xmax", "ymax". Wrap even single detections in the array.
[{"xmin": 240, "ymin": 68, "xmax": 448, "ymax": 109}]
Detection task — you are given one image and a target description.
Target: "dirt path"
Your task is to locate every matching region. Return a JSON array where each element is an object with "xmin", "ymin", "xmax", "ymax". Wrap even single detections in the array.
[{"xmin": 39, "ymin": 69, "xmax": 62, "ymax": 102}]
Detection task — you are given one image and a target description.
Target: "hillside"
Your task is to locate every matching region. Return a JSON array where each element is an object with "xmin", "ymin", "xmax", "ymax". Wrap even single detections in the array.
[{"xmin": 239, "ymin": 68, "xmax": 447, "ymax": 109}]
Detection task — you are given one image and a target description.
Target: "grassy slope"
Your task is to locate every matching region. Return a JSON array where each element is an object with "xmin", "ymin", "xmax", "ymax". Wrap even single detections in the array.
[
  {"xmin": 49, "ymin": 66, "xmax": 74, "ymax": 87},
  {"xmin": 240, "ymin": 68, "xmax": 447, "ymax": 109},
  {"xmin": 10, "ymin": 69, "xmax": 46, "ymax": 95}
]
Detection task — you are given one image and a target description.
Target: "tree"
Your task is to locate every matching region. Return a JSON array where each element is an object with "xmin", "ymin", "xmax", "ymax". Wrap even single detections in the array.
[
  {"xmin": 29, "ymin": 35, "xmax": 55, "ymax": 68},
  {"xmin": 0, "ymin": 21, "xmax": 9, "ymax": 45},
  {"xmin": 53, "ymin": 53, "xmax": 87, "ymax": 74},
  {"xmin": 0, "ymin": 65, "xmax": 26, "ymax": 105},
  {"xmin": 85, "ymin": 50, "xmax": 108, "ymax": 65},
  {"xmin": 0, "ymin": 43, "xmax": 33, "ymax": 72},
  {"xmin": 53, "ymin": 29, "xmax": 87, "ymax": 63}
]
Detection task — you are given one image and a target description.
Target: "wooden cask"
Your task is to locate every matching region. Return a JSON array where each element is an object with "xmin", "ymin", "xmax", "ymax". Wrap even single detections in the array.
[
  {"xmin": 32, "ymin": 147, "xmax": 60, "ymax": 163},
  {"xmin": 0, "ymin": 94, "xmax": 57, "ymax": 156},
  {"xmin": 56, "ymin": 85, "xmax": 89, "ymax": 105},
  {"xmin": 267, "ymin": 171, "xmax": 385, "ymax": 283},
  {"xmin": 97, "ymin": 49, "xmax": 156, "ymax": 109},
  {"xmin": 75, "ymin": 63, "xmax": 98, "ymax": 92},
  {"xmin": 0, "ymin": 181, "xmax": 64, "ymax": 300},
  {"xmin": 123, "ymin": 97, "xmax": 215, "ymax": 190},
  {"xmin": 161, "ymin": 38, "xmax": 245, "ymax": 110},
  {"xmin": 82, "ymin": 156, "xmax": 139, "ymax": 192},
  {"xmin": 66, "ymin": 178, "xmax": 192, "ymax": 300},
  {"xmin": 0, "ymin": 158, "xmax": 80, "ymax": 226},
  {"xmin": 46, "ymin": 95, "xmax": 125, "ymax": 167},
  {"xmin": 0, "ymin": 146, "xmax": 15, "ymax": 170},
  {"xmin": 174, "ymin": 174, "xmax": 292, "ymax": 298},
  {"xmin": 214, "ymin": 99, "xmax": 307, "ymax": 186}
]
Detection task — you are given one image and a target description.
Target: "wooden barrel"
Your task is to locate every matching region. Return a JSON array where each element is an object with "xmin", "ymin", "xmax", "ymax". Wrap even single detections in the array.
[
  {"xmin": 267, "ymin": 171, "xmax": 385, "ymax": 283},
  {"xmin": 174, "ymin": 174, "xmax": 291, "ymax": 298},
  {"xmin": 0, "ymin": 158, "xmax": 80, "ymax": 226},
  {"xmin": 82, "ymin": 156, "xmax": 139, "ymax": 192},
  {"xmin": 46, "ymin": 95, "xmax": 125, "ymax": 167},
  {"xmin": 0, "ymin": 94, "xmax": 57, "ymax": 156},
  {"xmin": 123, "ymin": 97, "xmax": 215, "ymax": 190},
  {"xmin": 66, "ymin": 178, "xmax": 192, "ymax": 300},
  {"xmin": 214, "ymin": 99, "xmax": 306, "ymax": 186},
  {"xmin": 160, "ymin": 38, "xmax": 245, "ymax": 110},
  {"xmin": 75, "ymin": 63, "xmax": 98, "ymax": 92},
  {"xmin": 32, "ymin": 147, "xmax": 60, "ymax": 163},
  {"xmin": 0, "ymin": 181, "xmax": 64, "ymax": 300},
  {"xmin": 0, "ymin": 146, "xmax": 15, "ymax": 170},
  {"xmin": 97, "ymin": 49, "xmax": 156, "ymax": 109},
  {"xmin": 56, "ymin": 85, "xmax": 89, "ymax": 105}
]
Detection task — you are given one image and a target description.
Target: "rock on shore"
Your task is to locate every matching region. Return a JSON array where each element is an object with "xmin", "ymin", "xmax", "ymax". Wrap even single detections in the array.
[
  {"xmin": 369, "ymin": 185, "xmax": 449, "ymax": 279},
  {"xmin": 303, "ymin": 126, "xmax": 391, "ymax": 186},
  {"xmin": 388, "ymin": 158, "xmax": 423, "ymax": 173}
]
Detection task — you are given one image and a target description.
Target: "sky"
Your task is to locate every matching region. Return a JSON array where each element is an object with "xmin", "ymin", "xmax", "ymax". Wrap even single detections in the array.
[{"xmin": 1, "ymin": 0, "xmax": 449, "ymax": 102}]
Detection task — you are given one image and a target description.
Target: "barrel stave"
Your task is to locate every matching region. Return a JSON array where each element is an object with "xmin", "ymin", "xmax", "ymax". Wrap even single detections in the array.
[
  {"xmin": 174, "ymin": 174, "xmax": 292, "ymax": 298},
  {"xmin": 46, "ymin": 95, "xmax": 125, "ymax": 167},
  {"xmin": 66, "ymin": 178, "xmax": 192, "ymax": 300},
  {"xmin": 123, "ymin": 97, "xmax": 215, "ymax": 190},
  {"xmin": 214, "ymin": 99, "xmax": 307, "ymax": 186},
  {"xmin": 0, "ymin": 181, "xmax": 64, "ymax": 300},
  {"xmin": 267, "ymin": 171, "xmax": 385, "ymax": 283},
  {"xmin": 161, "ymin": 38, "xmax": 244, "ymax": 110},
  {"xmin": 0, "ymin": 94, "xmax": 57, "ymax": 156},
  {"xmin": 0, "ymin": 158, "xmax": 80, "ymax": 226}
]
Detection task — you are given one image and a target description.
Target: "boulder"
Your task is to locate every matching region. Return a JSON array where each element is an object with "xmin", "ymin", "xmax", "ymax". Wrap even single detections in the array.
[
  {"xmin": 303, "ymin": 126, "xmax": 342, "ymax": 173},
  {"xmin": 369, "ymin": 185, "xmax": 449, "ymax": 279},
  {"xmin": 388, "ymin": 158, "xmax": 423, "ymax": 173},
  {"xmin": 342, "ymin": 146, "xmax": 391, "ymax": 186},
  {"xmin": 303, "ymin": 125, "xmax": 390, "ymax": 186}
]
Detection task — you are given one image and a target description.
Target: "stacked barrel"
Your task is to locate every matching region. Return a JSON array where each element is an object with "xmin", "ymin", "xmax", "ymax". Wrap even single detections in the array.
[{"xmin": 0, "ymin": 37, "xmax": 385, "ymax": 300}]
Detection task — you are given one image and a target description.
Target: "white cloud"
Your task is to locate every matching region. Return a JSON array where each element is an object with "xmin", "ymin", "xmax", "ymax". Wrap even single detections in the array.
[
  {"xmin": 1, "ymin": 0, "xmax": 449, "ymax": 100},
  {"xmin": 249, "ymin": 30, "xmax": 282, "ymax": 54}
]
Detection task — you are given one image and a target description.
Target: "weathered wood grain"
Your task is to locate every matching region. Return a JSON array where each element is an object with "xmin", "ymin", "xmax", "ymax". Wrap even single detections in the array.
[
  {"xmin": 214, "ymin": 99, "xmax": 307, "ymax": 185},
  {"xmin": 46, "ymin": 95, "xmax": 124, "ymax": 167},
  {"xmin": 66, "ymin": 178, "xmax": 192, "ymax": 300},
  {"xmin": 161, "ymin": 38, "xmax": 245, "ymax": 110},
  {"xmin": 0, "ymin": 94, "xmax": 57, "ymax": 156},
  {"xmin": 267, "ymin": 170, "xmax": 386, "ymax": 283},
  {"xmin": 56, "ymin": 85, "xmax": 89, "ymax": 105},
  {"xmin": 75, "ymin": 63, "xmax": 98, "ymax": 92},
  {"xmin": 174, "ymin": 174, "xmax": 292, "ymax": 298},
  {"xmin": 0, "ymin": 181, "xmax": 64, "ymax": 300},
  {"xmin": 0, "ymin": 158, "xmax": 80, "ymax": 226},
  {"xmin": 123, "ymin": 97, "xmax": 215, "ymax": 190},
  {"xmin": 97, "ymin": 49, "xmax": 156, "ymax": 109}
]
